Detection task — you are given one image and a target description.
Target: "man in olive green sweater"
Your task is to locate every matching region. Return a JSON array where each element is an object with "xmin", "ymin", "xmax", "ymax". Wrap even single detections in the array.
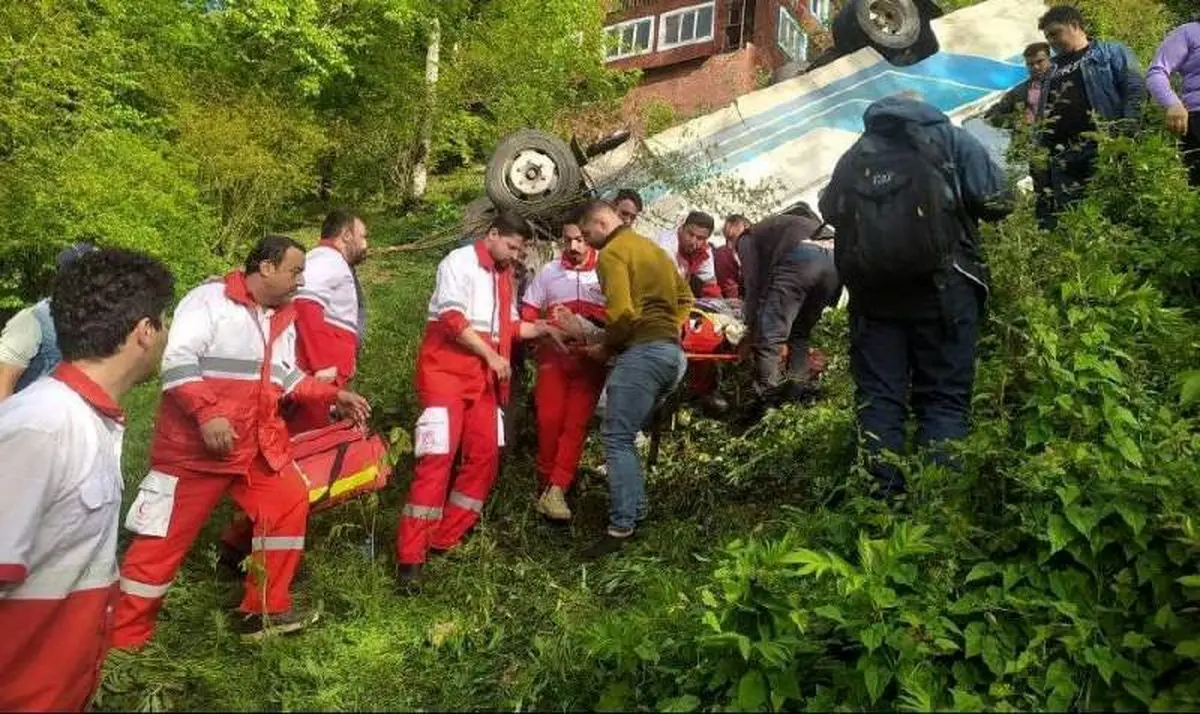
[{"xmin": 578, "ymin": 200, "xmax": 692, "ymax": 558}]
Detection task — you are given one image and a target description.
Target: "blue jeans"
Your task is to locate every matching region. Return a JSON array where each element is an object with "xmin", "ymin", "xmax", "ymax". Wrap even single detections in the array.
[
  {"xmin": 601, "ymin": 340, "xmax": 686, "ymax": 531},
  {"xmin": 849, "ymin": 278, "xmax": 980, "ymax": 495}
]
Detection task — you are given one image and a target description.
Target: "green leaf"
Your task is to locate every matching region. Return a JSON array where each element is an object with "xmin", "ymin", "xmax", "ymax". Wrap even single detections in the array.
[
  {"xmin": 657, "ymin": 695, "xmax": 701, "ymax": 713},
  {"xmin": 859, "ymin": 655, "xmax": 893, "ymax": 705},
  {"xmin": 1180, "ymin": 370, "xmax": 1200, "ymax": 406},
  {"xmin": 1085, "ymin": 646, "xmax": 1116, "ymax": 685},
  {"xmin": 1047, "ymin": 514, "xmax": 1075, "ymax": 554},
  {"xmin": 597, "ymin": 682, "xmax": 632, "ymax": 712},
  {"xmin": 768, "ymin": 670, "xmax": 802, "ymax": 707},
  {"xmin": 735, "ymin": 670, "xmax": 768, "ymax": 712},
  {"xmin": 981, "ymin": 636, "xmax": 1007, "ymax": 677},
  {"xmin": 1115, "ymin": 503, "xmax": 1147, "ymax": 537},
  {"xmin": 1065, "ymin": 503, "xmax": 1104, "ymax": 541},
  {"xmin": 859, "ymin": 623, "xmax": 888, "ymax": 654},
  {"xmin": 1122, "ymin": 632, "xmax": 1154, "ymax": 650},
  {"xmin": 1175, "ymin": 640, "xmax": 1200, "ymax": 659},
  {"xmin": 952, "ymin": 689, "xmax": 985, "ymax": 712},
  {"xmin": 814, "ymin": 604, "xmax": 845, "ymax": 624},
  {"xmin": 1177, "ymin": 575, "xmax": 1200, "ymax": 588},
  {"xmin": 964, "ymin": 621, "xmax": 986, "ymax": 659},
  {"xmin": 964, "ymin": 562, "xmax": 1001, "ymax": 583}
]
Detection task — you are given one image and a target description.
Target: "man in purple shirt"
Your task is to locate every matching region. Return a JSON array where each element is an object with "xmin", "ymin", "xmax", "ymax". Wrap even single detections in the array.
[{"xmin": 1147, "ymin": 15, "xmax": 1200, "ymax": 185}]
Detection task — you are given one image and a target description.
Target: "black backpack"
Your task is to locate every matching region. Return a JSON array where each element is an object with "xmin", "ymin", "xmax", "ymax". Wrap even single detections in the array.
[{"xmin": 831, "ymin": 125, "xmax": 967, "ymax": 291}]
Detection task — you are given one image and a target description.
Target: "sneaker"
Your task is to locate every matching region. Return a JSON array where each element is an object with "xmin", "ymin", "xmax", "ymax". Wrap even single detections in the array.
[
  {"xmin": 237, "ymin": 607, "xmax": 320, "ymax": 642},
  {"xmin": 395, "ymin": 563, "xmax": 424, "ymax": 593},
  {"xmin": 582, "ymin": 527, "xmax": 634, "ymax": 561},
  {"xmin": 535, "ymin": 486, "xmax": 572, "ymax": 521}
]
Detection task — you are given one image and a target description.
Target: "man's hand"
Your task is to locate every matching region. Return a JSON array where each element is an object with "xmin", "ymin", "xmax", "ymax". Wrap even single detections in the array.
[
  {"xmin": 200, "ymin": 417, "xmax": 238, "ymax": 456},
  {"xmin": 335, "ymin": 390, "xmax": 371, "ymax": 427},
  {"xmin": 487, "ymin": 353, "xmax": 513, "ymax": 381},
  {"xmin": 1166, "ymin": 103, "xmax": 1190, "ymax": 137},
  {"xmin": 541, "ymin": 322, "xmax": 572, "ymax": 352},
  {"xmin": 581, "ymin": 344, "xmax": 609, "ymax": 363}
]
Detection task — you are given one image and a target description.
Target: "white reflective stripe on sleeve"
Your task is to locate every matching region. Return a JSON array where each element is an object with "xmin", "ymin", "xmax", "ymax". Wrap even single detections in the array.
[
  {"xmin": 251, "ymin": 536, "xmax": 305, "ymax": 551},
  {"xmin": 402, "ymin": 504, "xmax": 444, "ymax": 520},
  {"xmin": 7, "ymin": 560, "xmax": 118, "ymax": 599},
  {"xmin": 325, "ymin": 313, "xmax": 358, "ymax": 335},
  {"xmin": 295, "ymin": 289, "xmax": 331, "ymax": 308},
  {"xmin": 448, "ymin": 491, "xmax": 484, "ymax": 513},
  {"xmin": 119, "ymin": 576, "xmax": 173, "ymax": 599},
  {"xmin": 161, "ymin": 363, "xmax": 203, "ymax": 390},
  {"xmin": 430, "ymin": 299, "xmax": 469, "ymax": 314}
]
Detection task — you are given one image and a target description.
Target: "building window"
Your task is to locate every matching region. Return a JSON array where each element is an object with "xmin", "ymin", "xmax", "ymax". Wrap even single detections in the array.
[
  {"xmin": 604, "ymin": 16, "xmax": 655, "ymax": 61},
  {"xmin": 809, "ymin": 0, "xmax": 831, "ymax": 25},
  {"xmin": 777, "ymin": 6, "xmax": 807, "ymax": 62},
  {"xmin": 659, "ymin": 2, "xmax": 716, "ymax": 51}
]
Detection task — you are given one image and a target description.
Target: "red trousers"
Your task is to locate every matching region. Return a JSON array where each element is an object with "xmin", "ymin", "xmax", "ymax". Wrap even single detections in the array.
[
  {"xmin": 112, "ymin": 458, "xmax": 308, "ymax": 650},
  {"xmin": 534, "ymin": 357, "xmax": 605, "ymax": 489},
  {"xmin": 396, "ymin": 391, "xmax": 501, "ymax": 565}
]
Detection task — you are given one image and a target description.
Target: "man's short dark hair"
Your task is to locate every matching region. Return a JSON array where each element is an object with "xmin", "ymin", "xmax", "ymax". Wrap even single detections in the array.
[
  {"xmin": 1039, "ymin": 5, "xmax": 1084, "ymax": 30},
  {"xmin": 683, "ymin": 210, "xmax": 715, "ymax": 233},
  {"xmin": 1023, "ymin": 42, "xmax": 1051, "ymax": 58},
  {"xmin": 489, "ymin": 210, "xmax": 533, "ymax": 241},
  {"xmin": 52, "ymin": 249, "xmax": 175, "ymax": 362},
  {"xmin": 321, "ymin": 209, "xmax": 360, "ymax": 240},
  {"xmin": 725, "ymin": 213, "xmax": 750, "ymax": 226},
  {"xmin": 614, "ymin": 188, "xmax": 643, "ymax": 211},
  {"xmin": 579, "ymin": 199, "xmax": 618, "ymax": 224},
  {"xmin": 245, "ymin": 234, "xmax": 305, "ymax": 275}
]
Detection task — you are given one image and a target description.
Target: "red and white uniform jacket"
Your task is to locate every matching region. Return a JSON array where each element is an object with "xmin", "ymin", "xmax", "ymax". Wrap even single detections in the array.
[
  {"xmin": 294, "ymin": 242, "xmax": 363, "ymax": 387},
  {"xmin": 520, "ymin": 250, "xmax": 606, "ymax": 366},
  {"xmin": 653, "ymin": 228, "xmax": 722, "ymax": 298},
  {"xmin": 0, "ymin": 365, "xmax": 125, "ymax": 711},
  {"xmin": 417, "ymin": 242, "xmax": 519, "ymax": 404},
  {"xmin": 152, "ymin": 271, "xmax": 339, "ymax": 476}
]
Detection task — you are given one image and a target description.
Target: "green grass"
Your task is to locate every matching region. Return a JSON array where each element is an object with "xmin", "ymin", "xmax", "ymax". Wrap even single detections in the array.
[{"xmin": 96, "ymin": 212, "xmax": 813, "ymax": 711}]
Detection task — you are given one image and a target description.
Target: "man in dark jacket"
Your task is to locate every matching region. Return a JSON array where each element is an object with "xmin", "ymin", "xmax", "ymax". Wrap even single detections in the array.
[
  {"xmin": 738, "ymin": 214, "xmax": 839, "ymax": 404},
  {"xmin": 985, "ymin": 42, "xmax": 1053, "ymax": 129},
  {"xmin": 1035, "ymin": 5, "xmax": 1145, "ymax": 228},
  {"xmin": 820, "ymin": 94, "xmax": 1013, "ymax": 498}
]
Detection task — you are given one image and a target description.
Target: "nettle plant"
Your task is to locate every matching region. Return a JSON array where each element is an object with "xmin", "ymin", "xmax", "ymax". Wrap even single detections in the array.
[{"xmin": 600, "ymin": 129, "xmax": 1200, "ymax": 711}]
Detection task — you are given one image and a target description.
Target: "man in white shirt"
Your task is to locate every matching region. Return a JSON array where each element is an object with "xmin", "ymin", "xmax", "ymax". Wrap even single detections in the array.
[
  {"xmin": 0, "ymin": 243, "xmax": 97, "ymax": 400},
  {"xmin": 0, "ymin": 249, "xmax": 174, "ymax": 712}
]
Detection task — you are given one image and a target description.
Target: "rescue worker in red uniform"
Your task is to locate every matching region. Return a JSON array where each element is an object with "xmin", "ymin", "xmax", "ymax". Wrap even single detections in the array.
[
  {"xmin": 520, "ymin": 222, "xmax": 607, "ymax": 521},
  {"xmin": 654, "ymin": 211, "xmax": 727, "ymax": 413},
  {"xmin": 290, "ymin": 209, "xmax": 370, "ymax": 431},
  {"xmin": 0, "ymin": 249, "xmax": 174, "ymax": 712},
  {"xmin": 112, "ymin": 235, "xmax": 371, "ymax": 647},
  {"xmin": 217, "ymin": 211, "xmax": 371, "ymax": 573},
  {"xmin": 396, "ymin": 211, "xmax": 566, "ymax": 588}
]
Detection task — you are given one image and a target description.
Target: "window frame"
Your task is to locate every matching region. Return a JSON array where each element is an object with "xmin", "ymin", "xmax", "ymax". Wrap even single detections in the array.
[
  {"xmin": 657, "ymin": 1, "xmax": 717, "ymax": 52},
  {"xmin": 776, "ymin": 5, "xmax": 808, "ymax": 62},
  {"xmin": 603, "ymin": 15, "xmax": 656, "ymax": 62},
  {"xmin": 809, "ymin": 0, "xmax": 831, "ymax": 26}
]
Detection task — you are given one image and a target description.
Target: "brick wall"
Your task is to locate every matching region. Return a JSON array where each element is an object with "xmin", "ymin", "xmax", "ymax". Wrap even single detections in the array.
[{"xmin": 621, "ymin": 43, "xmax": 769, "ymax": 127}]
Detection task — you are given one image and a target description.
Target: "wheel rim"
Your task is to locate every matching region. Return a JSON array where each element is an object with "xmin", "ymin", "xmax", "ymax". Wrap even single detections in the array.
[
  {"xmin": 866, "ymin": 0, "xmax": 910, "ymax": 38},
  {"xmin": 507, "ymin": 149, "xmax": 559, "ymax": 199}
]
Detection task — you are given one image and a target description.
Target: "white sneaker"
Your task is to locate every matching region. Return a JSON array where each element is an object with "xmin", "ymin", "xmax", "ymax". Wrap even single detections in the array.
[{"xmin": 536, "ymin": 486, "xmax": 572, "ymax": 521}]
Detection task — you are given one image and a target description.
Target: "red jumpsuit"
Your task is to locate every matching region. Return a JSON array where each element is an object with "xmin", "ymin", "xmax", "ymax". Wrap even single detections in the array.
[
  {"xmin": 112, "ymin": 272, "xmax": 338, "ymax": 650},
  {"xmin": 219, "ymin": 241, "xmax": 363, "ymax": 554},
  {"xmin": 396, "ymin": 242, "xmax": 519, "ymax": 566},
  {"xmin": 520, "ymin": 250, "xmax": 607, "ymax": 490}
]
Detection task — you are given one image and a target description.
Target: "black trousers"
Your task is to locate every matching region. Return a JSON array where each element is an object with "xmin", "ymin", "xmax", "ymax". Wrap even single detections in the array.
[
  {"xmin": 1182, "ymin": 111, "xmax": 1200, "ymax": 187},
  {"xmin": 1036, "ymin": 140, "xmax": 1098, "ymax": 230},
  {"xmin": 849, "ymin": 278, "xmax": 981, "ymax": 496}
]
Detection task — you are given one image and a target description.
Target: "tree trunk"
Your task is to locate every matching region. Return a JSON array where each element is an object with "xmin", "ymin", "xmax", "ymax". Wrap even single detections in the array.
[{"xmin": 411, "ymin": 18, "xmax": 440, "ymax": 200}]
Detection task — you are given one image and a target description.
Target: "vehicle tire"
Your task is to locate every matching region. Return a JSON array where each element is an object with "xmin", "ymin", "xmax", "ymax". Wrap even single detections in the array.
[
  {"xmin": 854, "ymin": 0, "xmax": 922, "ymax": 51},
  {"xmin": 485, "ymin": 129, "xmax": 582, "ymax": 215}
]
